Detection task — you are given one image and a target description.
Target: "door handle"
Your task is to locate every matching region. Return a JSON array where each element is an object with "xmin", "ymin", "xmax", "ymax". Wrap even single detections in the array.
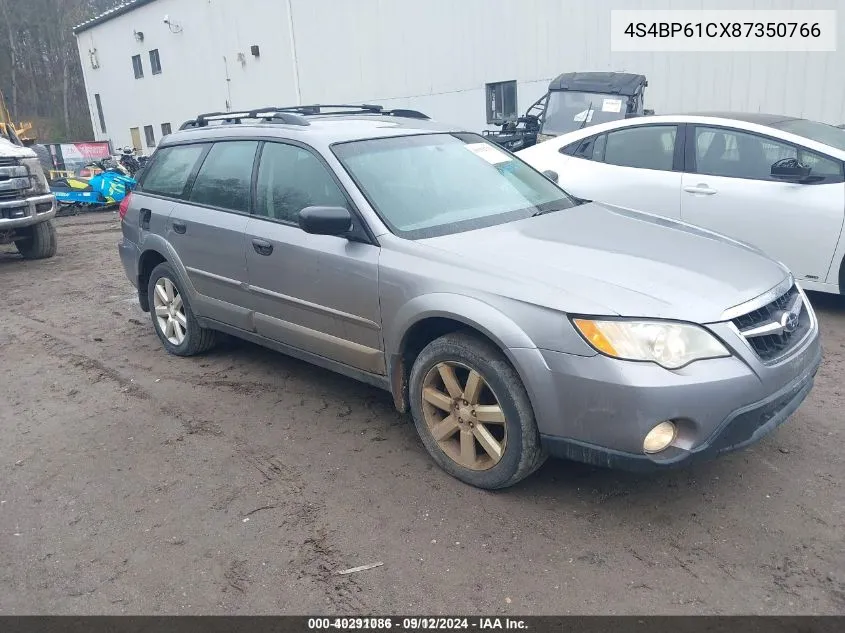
[
  {"xmin": 252, "ymin": 238, "xmax": 273, "ymax": 256},
  {"xmin": 172, "ymin": 220, "xmax": 187, "ymax": 234},
  {"xmin": 683, "ymin": 184, "xmax": 717, "ymax": 195}
]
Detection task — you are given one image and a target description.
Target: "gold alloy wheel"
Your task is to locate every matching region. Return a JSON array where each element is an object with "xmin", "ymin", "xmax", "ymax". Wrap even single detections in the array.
[{"xmin": 421, "ymin": 361, "xmax": 507, "ymax": 471}]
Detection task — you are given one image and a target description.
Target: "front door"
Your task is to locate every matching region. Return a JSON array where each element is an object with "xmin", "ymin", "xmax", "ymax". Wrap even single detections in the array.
[
  {"xmin": 680, "ymin": 125, "xmax": 845, "ymax": 283},
  {"xmin": 244, "ymin": 141, "xmax": 383, "ymax": 374}
]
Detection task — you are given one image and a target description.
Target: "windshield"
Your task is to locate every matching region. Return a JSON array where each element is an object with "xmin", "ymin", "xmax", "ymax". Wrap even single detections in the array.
[
  {"xmin": 768, "ymin": 118, "xmax": 845, "ymax": 152},
  {"xmin": 332, "ymin": 133, "xmax": 574, "ymax": 239},
  {"xmin": 541, "ymin": 91, "xmax": 631, "ymax": 136}
]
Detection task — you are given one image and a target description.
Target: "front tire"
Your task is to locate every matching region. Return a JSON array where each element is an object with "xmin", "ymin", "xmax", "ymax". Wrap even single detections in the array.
[
  {"xmin": 409, "ymin": 332, "xmax": 546, "ymax": 489},
  {"xmin": 147, "ymin": 262, "xmax": 217, "ymax": 356},
  {"xmin": 15, "ymin": 220, "xmax": 57, "ymax": 259}
]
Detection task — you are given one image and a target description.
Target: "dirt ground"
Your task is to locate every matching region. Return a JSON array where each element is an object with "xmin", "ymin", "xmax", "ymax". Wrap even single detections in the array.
[{"xmin": 0, "ymin": 213, "xmax": 843, "ymax": 615}]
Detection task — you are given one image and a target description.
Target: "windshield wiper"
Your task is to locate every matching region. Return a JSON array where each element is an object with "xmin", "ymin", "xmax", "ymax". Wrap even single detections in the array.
[
  {"xmin": 531, "ymin": 200, "xmax": 573, "ymax": 217},
  {"xmin": 578, "ymin": 102, "xmax": 594, "ymax": 130}
]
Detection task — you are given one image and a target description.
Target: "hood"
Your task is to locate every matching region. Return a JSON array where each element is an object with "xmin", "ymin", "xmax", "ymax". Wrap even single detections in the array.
[
  {"xmin": 0, "ymin": 136, "xmax": 35, "ymax": 159},
  {"xmin": 418, "ymin": 202, "xmax": 789, "ymax": 323}
]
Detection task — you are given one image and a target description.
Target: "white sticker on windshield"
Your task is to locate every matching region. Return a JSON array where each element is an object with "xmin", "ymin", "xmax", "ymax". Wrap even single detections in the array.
[
  {"xmin": 602, "ymin": 98, "xmax": 623, "ymax": 113},
  {"xmin": 573, "ymin": 109, "xmax": 595, "ymax": 123},
  {"xmin": 465, "ymin": 142, "xmax": 512, "ymax": 164}
]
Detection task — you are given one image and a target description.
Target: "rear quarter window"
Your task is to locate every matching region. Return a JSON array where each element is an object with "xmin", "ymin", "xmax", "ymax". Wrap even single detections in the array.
[{"xmin": 139, "ymin": 144, "xmax": 206, "ymax": 197}]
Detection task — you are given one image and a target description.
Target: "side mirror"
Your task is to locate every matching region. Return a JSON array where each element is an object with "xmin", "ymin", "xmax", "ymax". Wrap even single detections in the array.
[
  {"xmin": 543, "ymin": 169, "xmax": 559, "ymax": 183},
  {"xmin": 771, "ymin": 158, "xmax": 811, "ymax": 182},
  {"xmin": 298, "ymin": 206, "xmax": 352, "ymax": 236}
]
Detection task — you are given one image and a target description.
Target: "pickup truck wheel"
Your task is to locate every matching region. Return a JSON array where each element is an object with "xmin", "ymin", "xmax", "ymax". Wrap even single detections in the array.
[
  {"xmin": 409, "ymin": 332, "xmax": 546, "ymax": 489},
  {"xmin": 15, "ymin": 220, "xmax": 57, "ymax": 259},
  {"xmin": 147, "ymin": 262, "xmax": 217, "ymax": 356}
]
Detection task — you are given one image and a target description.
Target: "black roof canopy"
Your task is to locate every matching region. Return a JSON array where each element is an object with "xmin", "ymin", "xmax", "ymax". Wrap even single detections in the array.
[{"xmin": 547, "ymin": 72, "xmax": 647, "ymax": 96}]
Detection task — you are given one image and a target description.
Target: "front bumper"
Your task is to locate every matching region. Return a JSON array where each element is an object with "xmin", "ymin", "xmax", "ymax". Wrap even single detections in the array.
[
  {"xmin": 539, "ymin": 349, "xmax": 819, "ymax": 471},
  {"xmin": 0, "ymin": 193, "xmax": 57, "ymax": 229},
  {"xmin": 509, "ymin": 299, "xmax": 822, "ymax": 471}
]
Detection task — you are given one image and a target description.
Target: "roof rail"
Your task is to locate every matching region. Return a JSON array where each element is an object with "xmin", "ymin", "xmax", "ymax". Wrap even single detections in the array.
[
  {"xmin": 269, "ymin": 104, "xmax": 430, "ymax": 119},
  {"xmin": 178, "ymin": 103, "xmax": 430, "ymax": 131},
  {"xmin": 179, "ymin": 108, "xmax": 311, "ymax": 130}
]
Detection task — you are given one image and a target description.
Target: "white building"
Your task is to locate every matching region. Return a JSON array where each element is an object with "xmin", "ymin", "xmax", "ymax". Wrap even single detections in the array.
[{"xmin": 74, "ymin": 0, "xmax": 845, "ymax": 153}]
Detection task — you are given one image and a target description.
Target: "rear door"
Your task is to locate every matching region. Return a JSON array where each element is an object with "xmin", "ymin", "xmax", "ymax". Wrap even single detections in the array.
[
  {"xmin": 680, "ymin": 125, "xmax": 845, "ymax": 283},
  {"xmin": 129, "ymin": 144, "xmax": 204, "ymax": 244},
  {"xmin": 167, "ymin": 140, "xmax": 259, "ymax": 330},
  {"xmin": 243, "ymin": 140, "xmax": 383, "ymax": 374},
  {"xmin": 554, "ymin": 124, "xmax": 684, "ymax": 219}
]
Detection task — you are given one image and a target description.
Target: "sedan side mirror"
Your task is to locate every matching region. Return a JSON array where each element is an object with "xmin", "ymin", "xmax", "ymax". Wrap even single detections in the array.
[
  {"xmin": 543, "ymin": 169, "xmax": 559, "ymax": 183},
  {"xmin": 298, "ymin": 206, "xmax": 352, "ymax": 236},
  {"xmin": 771, "ymin": 158, "xmax": 811, "ymax": 182}
]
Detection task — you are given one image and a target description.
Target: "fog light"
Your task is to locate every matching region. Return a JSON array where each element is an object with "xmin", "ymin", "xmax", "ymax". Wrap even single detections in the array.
[{"xmin": 643, "ymin": 421, "xmax": 677, "ymax": 454}]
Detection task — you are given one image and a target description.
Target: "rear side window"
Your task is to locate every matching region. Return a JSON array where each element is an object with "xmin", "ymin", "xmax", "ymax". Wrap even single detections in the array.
[
  {"xmin": 603, "ymin": 125, "xmax": 677, "ymax": 171},
  {"xmin": 255, "ymin": 142, "xmax": 347, "ymax": 224},
  {"xmin": 561, "ymin": 134, "xmax": 606, "ymax": 161},
  {"xmin": 188, "ymin": 141, "xmax": 258, "ymax": 213},
  {"xmin": 139, "ymin": 144, "xmax": 206, "ymax": 197}
]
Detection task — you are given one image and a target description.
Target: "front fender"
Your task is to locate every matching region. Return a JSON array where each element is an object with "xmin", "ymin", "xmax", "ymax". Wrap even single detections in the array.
[
  {"xmin": 386, "ymin": 293, "xmax": 537, "ymax": 356},
  {"xmin": 385, "ymin": 293, "xmax": 547, "ymax": 413}
]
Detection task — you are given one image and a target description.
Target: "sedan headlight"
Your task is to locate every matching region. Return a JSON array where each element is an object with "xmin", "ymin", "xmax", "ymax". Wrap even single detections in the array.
[{"xmin": 572, "ymin": 318, "xmax": 730, "ymax": 369}]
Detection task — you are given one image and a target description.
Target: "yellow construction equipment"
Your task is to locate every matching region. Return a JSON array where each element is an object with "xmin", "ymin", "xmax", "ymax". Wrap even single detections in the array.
[{"xmin": 0, "ymin": 88, "xmax": 34, "ymax": 141}]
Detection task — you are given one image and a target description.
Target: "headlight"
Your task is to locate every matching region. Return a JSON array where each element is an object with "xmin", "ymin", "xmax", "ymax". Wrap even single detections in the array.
[
  {"xmin": 21, "ymin": 157, "xmax": 50, "ymax": 194},
  {"xmin": 572, "ymin": 318, "xmax": 730, "ymax": 369}
]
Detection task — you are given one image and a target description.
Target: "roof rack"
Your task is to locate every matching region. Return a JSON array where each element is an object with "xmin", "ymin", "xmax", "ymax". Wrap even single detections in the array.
[{"xmin": 179, "ymin": 103, "xmax": 430, "ymax": 130}]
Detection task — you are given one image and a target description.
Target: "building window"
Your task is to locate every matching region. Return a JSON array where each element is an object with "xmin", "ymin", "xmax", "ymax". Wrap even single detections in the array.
[
  {"xmin": 161, "ymin": 122, "xmax": 172, "ymax": 137},
  {"xmin": 149, "ymin": 49, "xmax": 162, "ymax": 75},
  {"xmin": 94, "ymin": 93, "xmax": 107, "ymax": 133},
  {"xmin": 485, "ymin": 80, "xmax": 517, "ymax": 124},
  {"xmin": 132, "ymin": 54, "xmax": 144, "ymax": 79},
  {"xmin": 144, "ymin": 125, "xmax": 156, "ymax": 147}
]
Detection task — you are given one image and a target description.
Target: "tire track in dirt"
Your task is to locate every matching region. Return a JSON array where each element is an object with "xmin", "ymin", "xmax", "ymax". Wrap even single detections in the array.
[{"xmin": 5, "ymin": 309, "xmax": 370, "ymax": 612}]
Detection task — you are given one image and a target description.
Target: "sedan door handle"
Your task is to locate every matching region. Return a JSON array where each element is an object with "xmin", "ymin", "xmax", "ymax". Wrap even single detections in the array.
[
  {"xmin": 172, "ymin": 220, "xmax": 187, "ymax": 234},
  {"xmin": 252, "ymin": 238, "xmax": 273, "ymax": 256},
  {"xmin": 683, "ymin": 184, "xmax": 717, "ymax": 195}
]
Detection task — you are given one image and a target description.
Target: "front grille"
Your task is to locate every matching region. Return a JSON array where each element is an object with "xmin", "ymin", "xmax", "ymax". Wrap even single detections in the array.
[
  {"xmin": 0, "ymin": 157, "xmax": 18, "ymax": 167},
  {"xmin": 732, "ymin": 284, "xmax": 809, "ymax": 362}
]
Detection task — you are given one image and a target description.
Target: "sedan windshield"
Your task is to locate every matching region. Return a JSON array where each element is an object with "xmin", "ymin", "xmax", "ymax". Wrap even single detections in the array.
[
  {"xmin": 541, "ymin": 91, "xmax": 631, "ymax": 136},
  {"xmin": 768, "ymin": 118, "xmax": 845, "ymax": 152},
  {"xmin": 332, "ymin": 133, "xmax": 574, "ymax": 238}
]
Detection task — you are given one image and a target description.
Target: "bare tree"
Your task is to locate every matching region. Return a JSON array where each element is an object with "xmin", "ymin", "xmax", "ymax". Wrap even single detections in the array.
[{"xmin": 0, "ymin": 0, "xmax": 118, "ymax": 141}]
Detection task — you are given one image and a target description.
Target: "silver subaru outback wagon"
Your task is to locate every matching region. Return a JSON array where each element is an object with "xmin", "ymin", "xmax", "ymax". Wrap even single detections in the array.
[{"xmin": 117, "ymin": 104, "xmax": 822, "ymax": 489}]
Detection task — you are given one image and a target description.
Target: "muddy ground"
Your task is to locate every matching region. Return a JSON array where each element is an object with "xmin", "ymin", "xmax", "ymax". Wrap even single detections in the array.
[{"xmin": 0, "ymin": 213, "xmax": 843, "ymax": 615}]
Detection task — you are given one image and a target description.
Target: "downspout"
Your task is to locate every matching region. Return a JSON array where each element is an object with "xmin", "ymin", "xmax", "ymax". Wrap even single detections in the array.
[{"xmin": 285, "ymin": 0, "xmax": 302, "ymax": 105}]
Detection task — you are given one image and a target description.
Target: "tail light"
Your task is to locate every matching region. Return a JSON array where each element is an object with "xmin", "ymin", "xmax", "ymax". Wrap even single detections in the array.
[{"xmin": 118, "ymin": 191, "xmax": 132, "ymax": 220}]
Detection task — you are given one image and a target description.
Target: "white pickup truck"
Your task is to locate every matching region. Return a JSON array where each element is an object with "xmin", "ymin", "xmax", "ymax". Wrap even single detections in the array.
[{"xmin": 0, "ymin": 133, "xmax": 57, "ymax": 259}]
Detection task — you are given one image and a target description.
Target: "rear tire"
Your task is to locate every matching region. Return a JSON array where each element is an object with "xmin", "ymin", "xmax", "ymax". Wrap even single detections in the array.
[
  {"xmin": 147, "ymin": 262, "xmax": 218, "ymax": 356},
  {"xmin": 409, "ymin": 332, "xmax": 546, "ymax": 489},
  {"xmin": 15, "ymin": 220, "xmax": 57, "ymax": 260}
]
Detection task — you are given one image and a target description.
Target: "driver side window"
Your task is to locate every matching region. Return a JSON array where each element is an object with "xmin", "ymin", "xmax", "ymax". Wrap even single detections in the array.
[
  {"xmin": 693, "ymin": 126, "xmax": 843, "ymax": 182},
  {"xmin": 254, "ymin": 142, "xmax": 347, "ymax": 224}
]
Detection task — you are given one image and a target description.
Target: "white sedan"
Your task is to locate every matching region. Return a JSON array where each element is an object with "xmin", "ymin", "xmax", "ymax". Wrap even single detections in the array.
[{"xmin": 518, "ymin": 113, "xmax": 845, "ymax": 295}]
